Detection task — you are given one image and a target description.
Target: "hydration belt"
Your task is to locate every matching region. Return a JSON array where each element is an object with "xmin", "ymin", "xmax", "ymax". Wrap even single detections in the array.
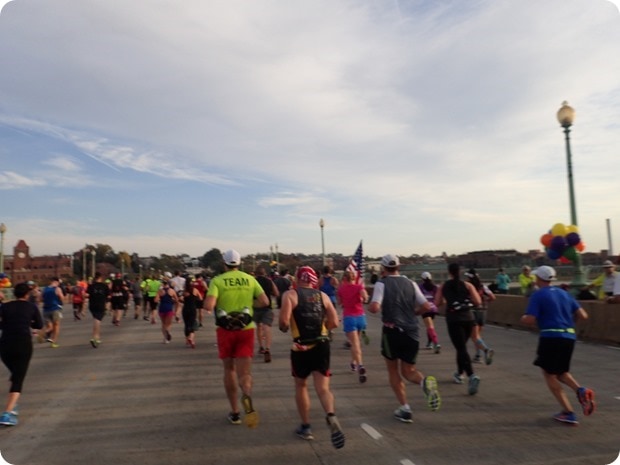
[{"xmin": 540, "ymin": 328, "xmax": 576, "ymax": 334}]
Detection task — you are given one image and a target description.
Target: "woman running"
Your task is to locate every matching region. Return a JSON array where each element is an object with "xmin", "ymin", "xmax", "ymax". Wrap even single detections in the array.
[
  {"xmin": 182, "ymin": 277, "xmax": 201, "ymax": 348},
  {"xmin": 337, "ymin": 270, "xmax": 369, "ymax": 383},
  {"xmin": 155, "ymin": 279, "xmax": 178, "ymax": 344},
  {"xmin": 418, "ymin": 272, "xmax": 441, "ymax": 354},
  {"xmin": 0, "ymin": 282, "xmax": 44, "ymax": 426}
]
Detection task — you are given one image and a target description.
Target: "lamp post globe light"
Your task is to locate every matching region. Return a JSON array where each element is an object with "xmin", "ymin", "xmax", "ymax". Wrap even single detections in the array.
[
  {"xmin": 319, "ymin": 218, "xmax": 326, "ymax": 266},
  {"xmin": 556, "ymin": 101, "xmax": 586, "ymax": 288}
]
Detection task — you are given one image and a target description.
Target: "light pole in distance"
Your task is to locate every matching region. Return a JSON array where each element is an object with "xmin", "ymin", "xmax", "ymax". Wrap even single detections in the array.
[{"xmin": 0, "ymin": 223, "xmax": 6, "ymax": 274}]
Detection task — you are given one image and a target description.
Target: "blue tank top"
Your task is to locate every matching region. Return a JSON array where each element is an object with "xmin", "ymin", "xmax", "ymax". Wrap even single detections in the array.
[
  {"xmin": 159, "ymin": 287, "xmax": 175, "ymax": 313},
  {"xmin": 320, "ymin": 276, "xmax": 337, "ymax": 303},
  {"xmin": 42, "ymin": 286, "xmax": 62, "ymax": 312}
]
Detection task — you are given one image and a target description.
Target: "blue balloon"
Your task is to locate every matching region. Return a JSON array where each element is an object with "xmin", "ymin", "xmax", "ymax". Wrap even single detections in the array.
[
  {"xmin": 566, "ymin": 232, "xmax": 581, "ymax": 246},
  {"xmin": 550, "ymin": 235, "xmax": 567, "ymax": 252},
  {"xmin": 547, "ymin": 248, "xmax": 562, "ymax": 260}
]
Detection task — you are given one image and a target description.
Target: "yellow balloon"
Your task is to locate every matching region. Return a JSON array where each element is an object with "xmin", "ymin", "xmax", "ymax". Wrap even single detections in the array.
[
  {"xmin": 551, "ymin": 223, "xmax": 568, "ymax": 237},
  {"xmin": 567, "ymin": 224, "xmax": 579, "ymax": 234}
]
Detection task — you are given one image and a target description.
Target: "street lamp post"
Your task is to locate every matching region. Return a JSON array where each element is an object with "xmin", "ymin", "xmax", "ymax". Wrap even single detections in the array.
[
  {"xmin": 0, "ymin": 223, "xmax": 6, "ymax": 274},
  {"xmin": 91, "ymin": 249, "xmax": 96, "ymax": 279},
  {"xmin": 557, "ymin": 101, "xmax": 586, "ymax": 288},
  {"xmin": 275, "ymin": 243, "xmax": 279, "ymax": 271},
  {"xmin": 82, "ymin": 247, "xmax": 88, "ymax": 281},
  {"xmin": 319, "ymin": 218, "xmax": 326, "ymax": 266}
]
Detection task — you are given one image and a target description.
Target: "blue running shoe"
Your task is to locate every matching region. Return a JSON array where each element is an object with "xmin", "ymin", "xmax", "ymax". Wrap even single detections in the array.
[
  {"xmin": 485, "ymin": 349, "xmax": 495, "ymax": 365},
  {"xmin": 468, "ymin": 375, "xmax": 480, "ymax": 395},
  {"xmin": 295, "ymin": 424, "xmax": 314, "ymax": 440},
  {"xmin": 553, "ymin": 411, "xmax": 578, "ymax": 425},
  {"xmin": 394, "ymin": 407, "xmax": 413, "ymax": 423},
  {"xmin": 0, "ymin": 412, "xmax": 17, "ymax": 426}
]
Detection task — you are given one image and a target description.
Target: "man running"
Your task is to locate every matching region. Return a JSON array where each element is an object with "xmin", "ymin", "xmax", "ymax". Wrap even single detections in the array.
[
  {"xmin": 520, "ymin": 266, "xmax": 595, "ymax": 425},
  {"xmin": 205, "ymin": 250, "xmax": 269, "ymax": 428},
  {"xmin": 369, "ymin": 254, "xmax": 441, "ymax": 422},
  {"xmin": 279, "ymin": 266, "xmax": 345, "ymax": 448}
]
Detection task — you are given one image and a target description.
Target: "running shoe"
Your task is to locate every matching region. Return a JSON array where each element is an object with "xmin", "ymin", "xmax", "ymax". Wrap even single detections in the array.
[
  {"xmin": 166, "ymin": 331, "xmax": 172, "ymax": 342},
  {"xmin": 90, "ymin": 339, "xmax": 100, "ymax": 348},
  {"xmin": 358, "ymin": 366, "xmax": 367, "ymax": 384},
  {"xmin": 0, "ymin": 412, "xmax": 17, "ymax": 426},
  {"xmin": 9, "ymin": 405, "xmax": 18, "ymax": 416},
  {"xmin": 422, "ymin": 376, "xmax": 441, "ymax": 411},
  {"xmin": 393, "ymin": 407, "xmax": 413, "ymax": 423},
  {"xmin": 453, "ymin": 372, "xmax": 464, "ymax": 384},
  {"xmin": 433, "ymin": 343, "xmax": 441, "ymax": 354},
  {"xmin": 342, "ymin": 341, "xmax": 351, "ymax": 349},
  {"xmin": 143, "ymin": 316, "xmax": 150, "ymax": 321},
  {"xmin": 325, "ymin": 414, "xmax": 345, "ymax": 449},
  {"xmin": 577, "ymin": 387, "xmax": 595, "ymax": 416},
  {"xmin": 241, "ymin": 394, "xmax": 259, "ymax": 429},
  {"xmin": 264, "ymin": 350, "xmax": 271, "ymax": 363},
  {"xmin": 468, "ymin": 374, "xmax": 480, "ymax": 395},
  {"xmin": 553, "ymin": 411, "xmax": 578, "ymax": 425},
  {"xmin": 361, "ymin": 331, "xmax": 370, "ymax": 345},
  {"xmin": 227, "ymin": 412, "xmax": 242, "ymax": 425},
  {"xmin": 350, "ymin": 363, "xmax": 357, "ymax": 372},
  {"xmin": 258, "ymin": 347, "xmax": 266, "ymax": 355},
  {"xmin": 295, "ymin": 424, "xmax": 314, "ymax": 440},
  {"xmin": 50, "ymin": 342, "xmax": 59, "ymax": 348},
  {"xmin": 485, "ymin": 349, "xmax": 495, "ymax": 365},
  {"xmin": 472, "ymin": 355, "xmax": 482, "ymax": 364},
  {"xmin": 425, "ymin": 341, "xmax": 433, "ymax": 349}
]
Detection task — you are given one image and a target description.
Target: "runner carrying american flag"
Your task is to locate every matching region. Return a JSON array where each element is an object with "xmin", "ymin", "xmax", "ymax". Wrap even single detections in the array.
[{"xmin": 346, "ymin": 241, "xmax": 365, "ymax": 286}]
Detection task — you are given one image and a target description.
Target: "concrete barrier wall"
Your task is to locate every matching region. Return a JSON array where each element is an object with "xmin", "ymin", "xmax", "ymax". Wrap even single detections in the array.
[
  {"xmin": 367, "ymin": 286, "xmax": 620, "ymax": 345},
  {"xmin": 482, "ymin": 295, "xmax": 620, "ymax": 346}
]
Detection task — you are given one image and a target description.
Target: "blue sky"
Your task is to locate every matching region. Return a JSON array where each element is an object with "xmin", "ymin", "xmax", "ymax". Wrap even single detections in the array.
[{"xmin": 1, "ymin": 0, "xmax": 619, "ymax": 260}]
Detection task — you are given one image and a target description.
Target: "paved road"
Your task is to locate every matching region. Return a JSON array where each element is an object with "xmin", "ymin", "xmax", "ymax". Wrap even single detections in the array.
[{"xmin": 1, "ymin": 305, "xmax": 619, "ymax": 465}]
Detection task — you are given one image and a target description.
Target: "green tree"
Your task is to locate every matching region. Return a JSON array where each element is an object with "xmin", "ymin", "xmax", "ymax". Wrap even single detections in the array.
[{"xmin": 201, "ymin": 248, "xmax": 223, "ymax": 275}]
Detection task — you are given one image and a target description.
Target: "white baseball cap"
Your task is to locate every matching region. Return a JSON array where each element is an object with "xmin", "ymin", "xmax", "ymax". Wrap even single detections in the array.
[
  {"xmin": 381, "ymin": 254, "xmax": 400, "ymax": 268},
  {"xmin": 602, "ymin": 260, "xmax": 614, "ymax": 268},
  {"xmin": 223, "ymin": 249, "xmax": 241, "ymax": 266},
  {"xmin": 421, "ymin": 271, "xmax": 432, "ymax": 280},
  {"xmin": 533, "ymin": 265, "xmax": 556, "ymax": 282}
]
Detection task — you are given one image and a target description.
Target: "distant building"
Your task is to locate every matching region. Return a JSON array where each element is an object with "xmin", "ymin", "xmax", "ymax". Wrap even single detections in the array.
[{"xmin": 3, "ymin": 240, "xmax": 72, "ymax": 285}]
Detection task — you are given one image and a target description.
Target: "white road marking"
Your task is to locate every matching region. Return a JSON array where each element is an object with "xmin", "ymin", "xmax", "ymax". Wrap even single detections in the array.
[
  {"xmin": 400, "ymin": 460, "xmax": 416, "ymax": 465},
  {"xmin": 360, "ymin": 422, "xmax": 382, "ymax": 440}
]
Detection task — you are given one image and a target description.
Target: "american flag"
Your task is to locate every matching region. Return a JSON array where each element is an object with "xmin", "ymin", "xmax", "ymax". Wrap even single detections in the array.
[{"xmin": 346, "ymin": 241, "xmax": 365, "ymax": 285}]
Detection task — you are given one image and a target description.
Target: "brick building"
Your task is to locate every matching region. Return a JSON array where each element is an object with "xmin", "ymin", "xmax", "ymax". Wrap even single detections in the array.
[{"xmin": 3, "ymin": 240, "xmax": 73, "ymax": 285}]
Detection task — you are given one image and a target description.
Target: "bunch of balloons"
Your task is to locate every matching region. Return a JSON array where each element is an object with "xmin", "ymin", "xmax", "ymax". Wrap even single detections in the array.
[
  {"xmin": 540, "ymin": 223, "xmax": 585, "ymax": 263},
  {"xmin": 0, "ymin": 272, "xmax": 12, "ymax": 288}
]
